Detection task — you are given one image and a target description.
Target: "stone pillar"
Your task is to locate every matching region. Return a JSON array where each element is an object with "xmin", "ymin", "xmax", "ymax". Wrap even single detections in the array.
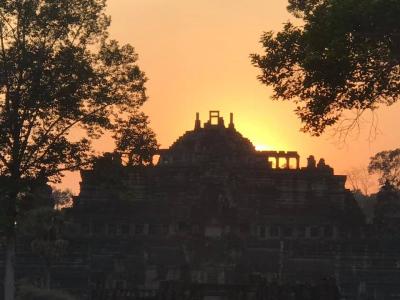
[
  {"xmin": 307, "ymin": 155, "xmax": 316, "ymax": 168},
  {"xmin": 229, "ymin": 112, "xmax": 235, "ymax": 129},
  {"xmin": 195, "ymin": 112, "xmax": 201, "ymax": 130},
  {"xmin": 286, "ymin": 157, "xmax": 290, "ymax": 169},
  {"xmin": 218, "ymin": 116, "xmax": 225, "ymax": 127},
  {"xmin": 276, "ymin": 156, "xmax": 280, "ymax": 169},
  {"xmin": 296, "ymin": 157, "xmax": 300, "ymax": 169}
]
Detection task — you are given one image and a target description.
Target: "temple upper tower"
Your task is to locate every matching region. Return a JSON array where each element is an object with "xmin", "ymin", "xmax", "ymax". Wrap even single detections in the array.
[
  {"xmin": 194, "ymin": 111, "xmax": 235, "ymax": 130},
  {"xmin": 158, "ymin": 111, "xmax": 302, "ymax": 170}
]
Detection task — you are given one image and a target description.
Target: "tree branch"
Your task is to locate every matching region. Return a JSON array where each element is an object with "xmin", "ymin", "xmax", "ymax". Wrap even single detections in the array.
[
  {"xmin": 0, "ymin": 21, "xmax": 10, "ymax": 114},
  {"xmin": 21, "ymin": 102, "xmax": 112, "ymax": 173},
  {"xmin": 18, "ymin": 110, "xmax": 38, "ymax": 163},
  {"xmin": 0, "ymin": 10, "xmax": 17, "ymax": 40}
]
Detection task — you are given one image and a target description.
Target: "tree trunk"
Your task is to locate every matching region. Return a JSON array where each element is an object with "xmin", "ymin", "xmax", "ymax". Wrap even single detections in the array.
[
  {"xmin": 4, "ymin": 176, "xmax": 19, "ymax": 300},
  {"xmin": 4, "ymin": 233, "xmax": 16, "ymax": 300}
]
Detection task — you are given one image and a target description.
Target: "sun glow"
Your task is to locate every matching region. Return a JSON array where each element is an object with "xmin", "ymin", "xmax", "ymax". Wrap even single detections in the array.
[{"xmin": 255, "ymin": 144, "xmax": 273, "ymax": 151}]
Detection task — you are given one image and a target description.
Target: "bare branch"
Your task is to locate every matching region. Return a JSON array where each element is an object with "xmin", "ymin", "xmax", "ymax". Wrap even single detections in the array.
[
  {"xmin": 0, "ymin": 10, "xmax": 17, "ymax": 40},
  {"xmin": 21, "ymin": 102, "xmax": 112, "ymax": 173},
  {"xmin": 0, "ymin": 21, "xmax": 11, "ymax": 114}
]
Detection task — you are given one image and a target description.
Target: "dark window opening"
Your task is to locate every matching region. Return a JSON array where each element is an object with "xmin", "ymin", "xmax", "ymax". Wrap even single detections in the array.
[
  {"xmin": 178, "ymin": 222, "xmax": 188, "ymax": 232},
  {"xmin": 120, "ymin": 224, "xmax": 129, "ymax": 235},
  {"xmin": 270, "ymin": 226, "xmax": 279, "ymax": 237},
  {"xmin": 81, "ymin": 223, "xmax": 90, "ymax": 235},
  {"xmin": 310, "ymin": 226, "xmax": 320, "ymax": 237},
  {"xmin": 240, "ymin": 223, "xmax": 249, "ymax": 234},
  {"xmin": 283, "ymin": 226, "xmax": 293, "ymax": 237},
  {"xmin": 93, "ymin": 223, "xmax": 104, "ymax": 235},
  {"xmin": 297, "ymin": 226, "xmax": 305, "ymax": 237},
  {"xmin": 324, "ymin": 225, "xmax": 333, "ymax": 237},
  {"xmin": 135, "ymin": 224, "xmax": 144, "ymax": 235},
  {"xmin": 149, "ymin": 224, "xmax": 160, "ymax": 235},
  {"xmin": 259, "ymin": 226, "xmax": 266, "ymax": 238},
  {"xmin": 108, "ymin": 224, "xmax": 116, "ymax": 235},
  {"xmin": 192, "ymin": 224, "xmax": 200, "ymax": 234}
]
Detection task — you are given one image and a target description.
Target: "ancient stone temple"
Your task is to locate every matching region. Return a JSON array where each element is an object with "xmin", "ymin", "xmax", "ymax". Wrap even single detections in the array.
[
  {"xmin": 5, "ymin": 111, "xmax": 400, "ymax": 299},
  {"xmin": 70, "ymin": 111, "xmax": 368, "ymax": 299},
  {"xmin": 76, "ymin": 111, "xmax": 364, "ymax": 244}
]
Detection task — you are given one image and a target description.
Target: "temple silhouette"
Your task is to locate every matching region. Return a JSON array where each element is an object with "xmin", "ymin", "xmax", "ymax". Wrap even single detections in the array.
[{"xmin": 6, "ymin": 111, "xmax": 400, "ymax": 299}]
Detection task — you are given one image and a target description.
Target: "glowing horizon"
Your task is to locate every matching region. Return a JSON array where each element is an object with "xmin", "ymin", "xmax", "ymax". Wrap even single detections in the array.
[
  {"xmin": 255, "ymin": 145, "xmax": 273, "ymax": 151},
  {"xmin": 58, "ymin": 0, "xmax": 400, "ymax": 195}
]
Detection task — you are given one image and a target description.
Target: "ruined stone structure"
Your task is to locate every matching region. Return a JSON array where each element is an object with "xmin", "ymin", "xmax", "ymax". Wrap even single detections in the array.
[
  {"xmin": 4, "ymin": 111, "xmax": 400, "ymax": 299},
  {"xmin": 72, "ymin": 111, "xmax": 368, "ymax": 299},
  {"xmin": 76, "ymin": 112, "xmax": 363, "ymax": 245}
]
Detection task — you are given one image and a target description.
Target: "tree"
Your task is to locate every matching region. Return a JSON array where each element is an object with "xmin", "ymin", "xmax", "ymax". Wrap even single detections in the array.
[
  {"xmin": 52, "ymin": 189, "xmax": 74, "ymax": 210},
  {"xmin": 251, "ymin": 0, "xmax": 400, "ymax": 135},
  {"xmin": 113, "ymin": 113, "xmax": 159, "ymax": 166},
  {"xmin": 373, "ymin": 181, "xmax": 400, "ymax": 232},
  {"xmin": 352, "ymin": 190, "xmax": 377, "ymax": 224},
  {"xmin": 18, "ymin": 207, "xmax": 70, "ymax": 290},
  {"xmin": 346, "ymin": 167, "xmax": 373, "ymax": 196},
  {"xmin": 0, "ymin": 1, "xmax": 146, "ymax": 299},
  {"xmin": 369, "ymin": 149, "xmax": 400, "ymax": 188}
]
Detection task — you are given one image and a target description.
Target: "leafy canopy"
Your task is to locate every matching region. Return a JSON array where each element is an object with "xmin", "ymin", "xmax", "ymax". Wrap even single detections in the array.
[
  {"xmin": 113, "ymin": 112, "xmax": 159, "ymax": 166},
  {"xmin": 251, "ymin": 0, "xmax": 400, "ymax": 135},
  {"xmin": 0, "ymin": 0, "xmax": 147, "ymax": 183},
  {"xmin": 0, "ymin": 1, "xmax": 148, "ymax": 298},
  {"xmin": 19, "ymin": 207, "xmax": 69, "ymax": 263},
  {"xmin": 369, "ymin": 149, "xmax": 400, "ymax": 188}
]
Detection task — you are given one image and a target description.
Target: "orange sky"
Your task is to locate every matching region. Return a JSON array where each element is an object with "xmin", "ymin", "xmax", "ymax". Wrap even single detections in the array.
[{"xmin": 61, "ymin": 0, "xmax": 400, "ymax": 194}]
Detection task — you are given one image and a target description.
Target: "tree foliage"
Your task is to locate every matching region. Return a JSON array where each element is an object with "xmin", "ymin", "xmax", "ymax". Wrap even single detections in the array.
[
  {"xmin": 0, "ymin": 1, "xmax": 146, "ymax": 298},
  {"xmin": 251, "ymin": 0, "xmax": 400, "ymax": 135},
  {"xmin": 373, "ymin": 182, "xmax": 400, "ymax": 232},
  {"xmin": 0, "ymin": 0, "xmax": 146, "ymax": 184},
  {"xmin": 19, "ymin": 208, "xmax": 69, "ymax": 261},
  {"xmin": 369, "ymin": 149, "xmax": 400, "ymax": 188},
  {"xmin": 113, "ymin": 113, "xmax": 159, "ymax": 166},
  {"xmin": 352, "ymin": 190, "xmax": 376, "ymax": 224},
  {"xmin": 18, "ymin": 207, "xmax": 71, "ymax": 289},
  {"xmin": 52, "ymin": 189, "xmax": 73, "ymax": 210}
]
